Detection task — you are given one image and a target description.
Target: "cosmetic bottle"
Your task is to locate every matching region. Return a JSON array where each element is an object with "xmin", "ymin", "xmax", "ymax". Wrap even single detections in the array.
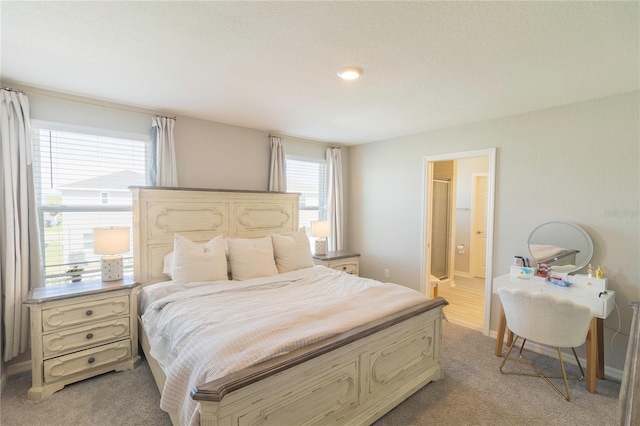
[{"xmin": 587, "ymin": 264, "xmax": 594, "ymax": 278}]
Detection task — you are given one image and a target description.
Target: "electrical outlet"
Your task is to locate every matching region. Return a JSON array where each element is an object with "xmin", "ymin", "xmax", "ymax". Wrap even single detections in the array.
[{"xmin": 384, "ymin": 269, "xmax": 390, "ymax": 278}]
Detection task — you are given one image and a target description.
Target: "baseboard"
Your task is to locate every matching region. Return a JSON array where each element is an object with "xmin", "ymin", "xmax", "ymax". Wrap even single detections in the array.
[
  {"xmin": 489, "ymin": 331, "xmax": 623, "ymax": 381},
  {"xmin": 453, "ymin": 271, "xmax": 470, "ymax": 278},
  {"xmin": 445, "ymin": 316, "xmax": 483, "ymax": 333},
  {"xmin": 6, "ymin": 360, "xmax": 31, "ymax": 376},
  {"xmin": 437, "ymin": 278, "xmax": 455, "ymax": 291}
]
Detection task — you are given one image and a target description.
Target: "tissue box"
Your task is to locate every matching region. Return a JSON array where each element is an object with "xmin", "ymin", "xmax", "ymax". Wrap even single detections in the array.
[{"xmin": 510, "ymin": 265, "xmax": 536, "ymax": 278}]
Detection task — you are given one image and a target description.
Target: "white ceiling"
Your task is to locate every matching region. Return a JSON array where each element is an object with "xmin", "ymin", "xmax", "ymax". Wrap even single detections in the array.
[{"xmin": 1, "ymin": 1, "xmax": 638, "ymax": 145}]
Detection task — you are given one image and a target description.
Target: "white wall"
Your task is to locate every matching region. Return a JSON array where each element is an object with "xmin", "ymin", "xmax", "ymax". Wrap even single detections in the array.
[
  {"xmin": 348, "ymin": 91, "xmax": 640, "ymax": 371},
  {"xmin": 173, "ymin": 115, "xmax": 270, "ymax": 190},
  {"xmin": 9, "ymin": 84, "xmax": 348, "ymax": 193}
]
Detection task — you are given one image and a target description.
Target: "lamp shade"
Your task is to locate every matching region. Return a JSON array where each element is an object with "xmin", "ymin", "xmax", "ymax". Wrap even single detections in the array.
[
  {"xmin": 93, "ymin": 226, "xmax": 130, "ymax": 255},
  {"xmin": 311, "ymin": 221, "xmax": 331, "ymax": 238}
]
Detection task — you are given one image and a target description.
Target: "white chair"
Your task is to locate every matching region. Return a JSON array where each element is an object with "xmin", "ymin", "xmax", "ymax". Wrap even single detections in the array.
[{"xmin": 498, "ymin": 287, "xmax": 593, "ymax": 401}]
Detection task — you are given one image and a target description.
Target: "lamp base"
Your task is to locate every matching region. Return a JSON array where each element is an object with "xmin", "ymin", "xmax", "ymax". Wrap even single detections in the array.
[
  {"xmin": 101, "ymin": 255, "xmax": 123, "ymax": 282},
  {"xmin": 314, "ymin": 239, "xmax": 327, "ymax": 256}
]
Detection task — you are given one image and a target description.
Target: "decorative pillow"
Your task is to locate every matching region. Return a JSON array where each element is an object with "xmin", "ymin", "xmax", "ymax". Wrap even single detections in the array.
[
  {"xmin": 162, "ymin": 251, "xmax": 175, "ymax": 277},
  {"xmin": 271, "ymin": 229, "xmax": 314, "ymax": 273},
  {"xmin": 227, "ymin": 235, "xmax": 278, "ymax": 281},
  {"xmin": 172, "ymin": 234, "xmax": 228, "ymax": 283}
]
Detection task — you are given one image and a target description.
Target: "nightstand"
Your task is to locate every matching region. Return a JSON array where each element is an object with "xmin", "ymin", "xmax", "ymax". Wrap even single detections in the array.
[
  {"xmin": 24, "ymin": 278, "xmax": 141, "ymax": 400},
  {"xmin": 313, "ymin": 251, "xmax": 360, "ymax": 276}
]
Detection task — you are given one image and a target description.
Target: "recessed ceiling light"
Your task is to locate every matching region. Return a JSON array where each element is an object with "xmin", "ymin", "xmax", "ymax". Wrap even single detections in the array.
[{"xmin": 337, "ymin": 67, "xmax": 363, "ymax": 80}]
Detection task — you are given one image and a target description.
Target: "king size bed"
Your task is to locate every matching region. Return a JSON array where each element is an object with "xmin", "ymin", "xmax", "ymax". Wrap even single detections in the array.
[{"xmin": 131, "ymin": 186, "xmax": 447, "ymax": 425}]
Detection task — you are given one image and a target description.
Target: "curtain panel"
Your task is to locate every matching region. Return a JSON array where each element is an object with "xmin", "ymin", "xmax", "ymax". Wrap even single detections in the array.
[
  {"xmin": 268, "ymin": 135, "xmax": 286, "ymax": 192},
  {"xmin": 326, "ymin": 147, "xmax": 343, "ymax": 251},
  {"xmin": 0, "ymin": 89, "xmax": 44, "ymax": 361},
  {"xmin": 151, "ymin": 116, "xmax": 178, "ymax": 187}
]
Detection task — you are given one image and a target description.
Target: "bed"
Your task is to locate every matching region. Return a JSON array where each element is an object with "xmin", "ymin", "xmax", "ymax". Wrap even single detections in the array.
[{"xmin": 131, "ymin": 186, "xmax": 447, "ymax": 425}]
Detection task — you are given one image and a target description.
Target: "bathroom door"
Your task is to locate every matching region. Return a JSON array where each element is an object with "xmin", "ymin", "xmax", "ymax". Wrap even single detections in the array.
[
  {"xmin": 430, "ymin": 179, "xmax": 450, "ymax": 280},
  {"xmin": 470, "ymin": 174, "xmax": 488, "ymax": 278}
]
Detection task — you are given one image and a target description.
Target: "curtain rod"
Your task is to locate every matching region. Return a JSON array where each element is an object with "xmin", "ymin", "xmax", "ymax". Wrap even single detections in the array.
[
  {"xmin": 270, "ymin": 132, "xmax": 344, "ymax": 148},
  {"xmin": 2, "ymin": 86, "xmax": 176, "ymax": 120},
  {"xmin": 154, "ymin": 114, "xmax": 177, "ymax": 121},
  {"xmin": 1, "ymin": 86, "xmax": 25, "ymax": 94}
]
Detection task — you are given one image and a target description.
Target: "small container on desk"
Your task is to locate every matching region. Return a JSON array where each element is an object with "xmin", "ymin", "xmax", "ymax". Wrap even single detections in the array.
[{"xmin": 510, "ymin": 265, "xmax": 536, "ymax": 279}]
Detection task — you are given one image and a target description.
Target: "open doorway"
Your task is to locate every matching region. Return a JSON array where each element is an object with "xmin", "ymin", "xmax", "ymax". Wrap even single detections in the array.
[{"xmin": 422, "ymin": 149, "xmax": 496, "ymax": 336}]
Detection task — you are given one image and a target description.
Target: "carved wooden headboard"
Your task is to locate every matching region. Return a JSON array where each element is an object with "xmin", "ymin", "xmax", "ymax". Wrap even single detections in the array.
[{"xmin": 130, "ymin": 186, "xmax": 299, "ymax": 284}]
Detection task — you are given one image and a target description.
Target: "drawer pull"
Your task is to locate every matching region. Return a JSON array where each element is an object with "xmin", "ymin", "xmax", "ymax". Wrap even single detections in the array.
[
  {"xmin": 342, "ymin": 266, "xmax": 347, "ymax": 270},
  {"xmin": 85, "ymin": 310, "xmax": 93, "ymax": 316},
  {"xmin": 86, "ymin": 333, "xmax": 94, "ymax": 340},
  {"xmin": 87, "ymin": 357, "xmax": 95, "ymax": 364}
]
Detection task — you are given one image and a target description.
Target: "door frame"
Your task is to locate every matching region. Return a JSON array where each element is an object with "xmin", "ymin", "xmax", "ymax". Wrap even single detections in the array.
[{"xmin": 421, "ymin": 148, "xmax": 496, "ymax": 336}]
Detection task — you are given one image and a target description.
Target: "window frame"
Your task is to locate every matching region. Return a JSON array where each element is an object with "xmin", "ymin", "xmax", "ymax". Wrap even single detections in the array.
[
  {"xmin": 31, "ymin": 120, "xmax": 151, "ymax": 286},
  {"xmin": 285, "ymin": 154, "xmax": 328, "ymax": 230}
]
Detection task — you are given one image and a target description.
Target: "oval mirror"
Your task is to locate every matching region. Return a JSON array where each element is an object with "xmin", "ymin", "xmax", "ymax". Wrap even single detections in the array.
[{"xmin": 527, "ymin": 221, "xmax": 593, "ymax": 274}]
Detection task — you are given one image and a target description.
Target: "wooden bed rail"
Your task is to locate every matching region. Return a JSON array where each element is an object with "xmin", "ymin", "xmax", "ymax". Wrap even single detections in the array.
[{"xmin": 192, "ymin": 297, "xmax": 449, "ymax": 402}]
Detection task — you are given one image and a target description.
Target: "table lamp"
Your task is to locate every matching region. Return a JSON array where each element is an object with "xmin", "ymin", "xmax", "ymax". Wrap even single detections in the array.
[
  {"xmin": 93, "ymin": 226, "xmax": 130, "ymax": 281},
  {"xmin": 311, "ymin": 220, "xmax": 330, "ymax": 256}
]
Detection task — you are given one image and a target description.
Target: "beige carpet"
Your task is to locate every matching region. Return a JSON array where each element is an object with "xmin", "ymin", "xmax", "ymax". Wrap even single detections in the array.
[{"xmin": 2, "ymin": 322, "xmax": 620, "ymax": 425}]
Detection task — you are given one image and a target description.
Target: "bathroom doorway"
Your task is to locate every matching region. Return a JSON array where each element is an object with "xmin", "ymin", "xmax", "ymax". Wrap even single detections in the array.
[
  {"xmin": 431, "ymin": 178, "xmax": 452, "ymax": 281},
  {"xmin": 422, "ymin": 149, "xmax": 496, "ymax": 335}
]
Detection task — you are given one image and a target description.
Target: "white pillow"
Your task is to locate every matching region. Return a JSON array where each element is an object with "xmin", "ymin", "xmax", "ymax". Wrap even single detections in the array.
[
  {"xmin": 227, "ymin": 235, "xmax": 278, "ymax": 281},
  {"xmin": 172, "ymin": 234, "xmax": 228, "ymax": 283},
  {"xmin": 271, "ymin": 229, "xmax": 314, "ymax": 273},
  {"xmin": 163, "ymin": 251, "xmax": 175, "ymax": 277}
]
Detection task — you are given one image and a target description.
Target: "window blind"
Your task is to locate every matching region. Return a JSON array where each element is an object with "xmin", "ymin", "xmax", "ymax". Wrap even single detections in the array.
[
  {"xmin": 32, "ymin": 125, "xmax": 150, "ymax": 286},
  {"xmin": 286, "ymin": 157, "xmax": 327, "ymax": 230}
]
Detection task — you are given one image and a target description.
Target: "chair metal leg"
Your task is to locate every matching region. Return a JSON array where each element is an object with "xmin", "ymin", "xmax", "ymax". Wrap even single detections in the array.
[
  {"xmin": 499, "ymin": 335, "xmax": 520, "ymax": 374},
  {"xmin": 571, "ymin": 347, "xmax": 585, "ymax": 381},
  {"xmin": 558, "ymin": 348, "xmax": 571, "ymax": 401},
  {"xmin": 498, "ymin": 336, "xmax": 582, "ymax": 401}
]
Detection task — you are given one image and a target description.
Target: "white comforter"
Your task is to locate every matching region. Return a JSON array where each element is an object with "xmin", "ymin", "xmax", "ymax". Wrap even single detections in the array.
[{"xmin": 141, "ymin": 265, "xmax": 428, "ymax": 425}]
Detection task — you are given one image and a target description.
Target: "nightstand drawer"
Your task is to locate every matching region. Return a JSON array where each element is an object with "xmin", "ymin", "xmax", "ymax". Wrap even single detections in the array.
[
  {"xmin": 313, "ymin": 251, "xmax": 361, "ymax": 276},
  {"xmin": 44, "ymin": 340, "xmax": 131, "ymax": 383},
  {"xmin": 42, "ymin": 296, "xmax": 129, "ymax": 332},
  {"xmin": 329, "ymin": 260, "xmax": 359, "ymax": 275},
  {"xmin": 42, "ymin": 318, "xmax": 130, "ymax": 358}
]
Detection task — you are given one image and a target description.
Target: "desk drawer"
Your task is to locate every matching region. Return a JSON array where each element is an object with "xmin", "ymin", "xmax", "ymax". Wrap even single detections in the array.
[
  {"xmin": 42, "ymin": 296, "xmax": 129, "ymax": 332},
  {"xmin": 42, "ymin": 318, "xmax": 130, "ymax": 358},
  {"xmin": 44, "ymin": 340, "xmax": 131, "ymax": 383},
  {"xmin": 558, "ymin": 292, "xmax": 607, "ymax": 318}
]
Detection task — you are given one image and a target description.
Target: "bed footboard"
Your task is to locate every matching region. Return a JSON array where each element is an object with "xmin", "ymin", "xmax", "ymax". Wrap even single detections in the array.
[{"xmin": 192, "ymin": 298, "xmax": 447, "ymax": 425}]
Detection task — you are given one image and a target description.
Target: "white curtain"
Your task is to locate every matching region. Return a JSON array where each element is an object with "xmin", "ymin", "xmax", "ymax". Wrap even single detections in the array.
[
  {"xmin": 151, "ymin": 116, "xmax": 178, "ymax": 187},
  {"xmin": 0, "ymin": 88, "xmax": 44, "ymax": 362},
  {"xmin": 326, "ymin": 147, "xmax": 344, "ymax": 251},
  {"xmin": 268, "ymin": 135, "xmax": 286, "ymax": 192}
]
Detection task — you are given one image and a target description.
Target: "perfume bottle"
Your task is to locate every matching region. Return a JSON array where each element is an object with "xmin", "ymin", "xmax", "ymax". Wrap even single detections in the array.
[
  {"xmin": 587, "ymin": 264, "xmax": 594, "ymax": 278},
  {"xmin": 596, "ymin": 265, "xmax": 604, "ymax": 279}
]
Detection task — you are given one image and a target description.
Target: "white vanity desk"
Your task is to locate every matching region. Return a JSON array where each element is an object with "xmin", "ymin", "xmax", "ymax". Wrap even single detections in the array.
[{"xmin": 493, "ymin": 273, "xmax": 615, "ymax": 393}]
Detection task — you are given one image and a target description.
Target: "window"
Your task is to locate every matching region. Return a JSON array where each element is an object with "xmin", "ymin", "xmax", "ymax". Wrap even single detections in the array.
[
  {"xmin": 285, "ymin": 156, "xmax": 327, "ymax": 230},
  {"xmin": 32, "ymin": 122, "xmax": 151, "ymax": 286}
]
